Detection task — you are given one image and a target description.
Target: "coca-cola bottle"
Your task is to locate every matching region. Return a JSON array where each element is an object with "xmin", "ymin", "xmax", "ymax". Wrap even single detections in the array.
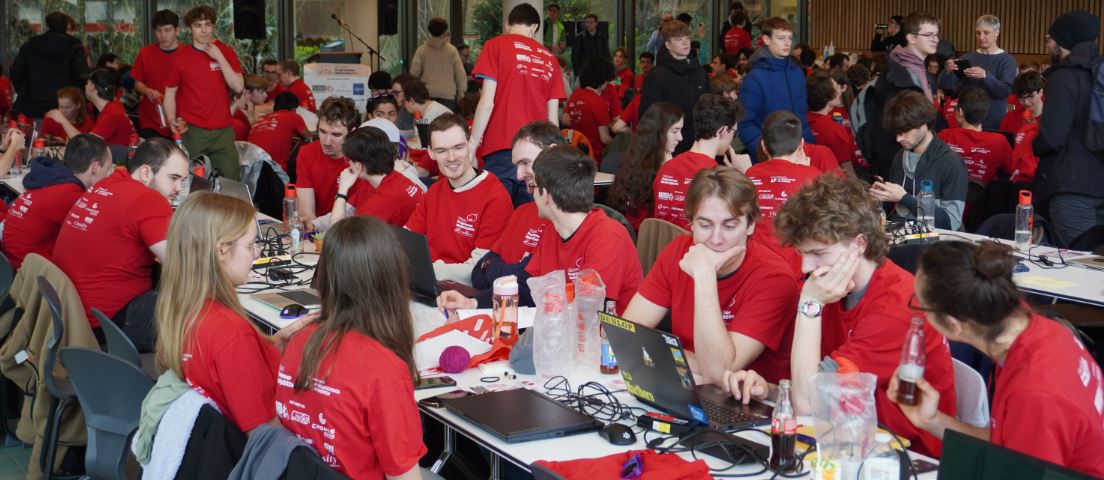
[
  {"xmin": 770, "ymin": 379, "xmax": 798, "ymax": 472},
  {"xmin": 896, "ymin": 317, "xmax": 926, "ymax": 406}
]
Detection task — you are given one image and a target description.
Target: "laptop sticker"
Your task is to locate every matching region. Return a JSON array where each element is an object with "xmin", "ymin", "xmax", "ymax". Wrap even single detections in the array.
[
  {"xmin": 662, "ymin": 334, "xmax": 679, "ymax": 347},
  {"xmin": 642, "ymin": 347, "xmax": 654, "ymax": 368},
  {"xmin": 688, "ymin": 404, "xmax": 707, "ymax": 424},
  {"xmin": 676, "ymin": 366, "xmax": 693, "ymax": 391},
  {"xmin": 600, "ymin": 312, "xmax": 636, "ymax": 332},
  {"xmin": 670, "ymin": 348, "xmax": 685, "ymax": 365},
  {"xmin": 626, "ymin": 381, "xmax": 656, "ymax": 402}
]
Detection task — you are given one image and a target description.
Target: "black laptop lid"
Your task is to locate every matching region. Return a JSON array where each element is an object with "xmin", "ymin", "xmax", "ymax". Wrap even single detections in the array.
[
  {"xmin": 388, "ymin": 225, "xmax": 438, "ymax": 301},
  {"xmin": 440, "ymin": 388, "xmax": 601, "ymax": 443},
  {"xmin": 939, "ymin": 429, "xmax": 1098, "ymax": 479}
]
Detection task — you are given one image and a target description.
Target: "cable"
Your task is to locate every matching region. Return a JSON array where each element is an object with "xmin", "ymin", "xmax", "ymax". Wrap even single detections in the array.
[{"xmin": 541, "ymin": 376, "xmax": 646, "ymax": 424}]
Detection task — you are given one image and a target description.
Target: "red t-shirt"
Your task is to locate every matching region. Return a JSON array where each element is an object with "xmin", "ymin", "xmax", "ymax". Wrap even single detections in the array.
[
  {"xmin": 182, "ymin": 300, "xmax": 280, "ymax": 433},
  {"xmin": 165, "ymin": 41, "xmax": 243, "ymax": 130},
  {"xmin": 616, "ymin": 67, "xmax": 634, "ymax": 95},
  {"xmin": 131, "ymin": 43, "xmax": 177, "ymax": 136},
  {"xmin": 653, "ymin": 151, "xmax": 716, "ymax": 230},
  {"xmin": 404, "ymin": 172, "xmax": 512, "ymax": 264},
  {"xmin": 472, "ymin": 33, "xmax": 565, "ymax": 158},
  {"xmin": 0, "ymin": 76, "xmax": 12, "ymax": 117},
  {"xmin": 820, "ymin": 261, "xmax": 956, "ymax": 457},
  {"xmin": 602, "ymin": 84, "xmax": 623, "ymax": 120},
  {"xmin": 231, "ymin": 108, "xmax": 250, "ymax": 141},
  {"xmin": 619, "ymin": 95, "xmax": 641, "ymax": 130},
  {"xmin": 1010, "ymin": 121, "xmax": 1039, "ymax": 183},
  {"xmin": 566, "ymin": 88, "xmax": 611, "ymax": 160},
  {"xmin": 295, "ymin": 141, "xmax": 349, "ymax": 217},
  {"xmin": 287, "ymin": 78, "xmax": 317, "ymax": 113},
  {"xmin": 491, "ymin": 202, "xmax": 550, "ymax": 264},
  {"xmin": 829, "ymin": 106, "xmax": 852, "ymax": 129},
  {"xmin": 634, "ymin": 72, "xmax": 646, "ymax": 92},
  {"xmin": 248, "ymin": 110, "xmax": 307, "ymax": 170},
  {"xmin": 745, "ymin": 159, "xmax": 822, "ymax": 254},
  {"xmin": 91, "ymin": 101, "xmax": 137, "ymax": 146},
  {"xmin": 347, "ymin": 171, "xmax": 425, "ymax": 227},
  {"xmin": 636, "ymin": 236, "xmax": 798, "ymax": 383},
  {"xmin": 265, "ymin": 83, "xmax": 287, "ymax": 103},
  {"xmin": 723, "ymin": 27, "xmax": 752, "ymax": 54},
  {"xmin": 989, "ymin": 314, "xmax": 1104, "ymax": 477},
  {"xmin": 938, "ymin": 127, "xmax": 1013, "ymax": 185},
  {"xmin": 999, "ymin": 107, "xmax": 1029, "ymax": 135},
  {"xmin": 40, "ymin": 115, "xmax": 94, "ymax": 142},
  {"xmin": 808, "ymin": 112, "xmax": 858, "ymax": 166},
  {"xmin": 2, "ymin": 181, "xmax": 85, "ymax": 270},
  {"xmin": 52, "ymin": 171, "xmax": 172, "ymax": 327},
  {"xmin": 803, "ymin": 143, "xmax": 840, "ymax": 174},
  {"xmin": 941, "ymin": 98, "xmax": 959, "ymax": 129},
  {"xmin": 276, "ymin": 323, "xmax": 427, "ymax": 478},
  {"xmin": 525, "ymin": 209, "xmax": 642, "ymax": 314}
]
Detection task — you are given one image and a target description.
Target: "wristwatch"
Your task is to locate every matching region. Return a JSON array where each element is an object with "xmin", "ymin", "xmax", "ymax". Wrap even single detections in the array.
[
  {"xmin": 335, "ymin": 192, "xmax": 348, "ymax": 202},
  {"xmin": 799, "ymin": 300, "xmax": 823, "ymax": 318}
]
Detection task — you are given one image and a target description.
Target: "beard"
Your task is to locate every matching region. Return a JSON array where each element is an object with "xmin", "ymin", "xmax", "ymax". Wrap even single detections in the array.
[{"xmin": 1049, "ymin": 44, "xmax": 1063, "ymax": 65}]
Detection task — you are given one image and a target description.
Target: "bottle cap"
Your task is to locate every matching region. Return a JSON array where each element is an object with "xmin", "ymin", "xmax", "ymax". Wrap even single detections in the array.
[
  {"xmin": 284, "ymin": 184, "xmax": 297, "ymax": 198},
  {"xmin": 1018, "ymin": 190, "xmax": 1032, "ymax": 205},
  {"xmin": 33, "ymin": 138, "xmax": 44, "ymax": 148},
  {"xmin": 875, "ymin": 432, "xmax": 893, "ymax": 444},
  {"xmin": 493, "ymin": 275, "xmax": 519, "ymax": 295},
  {"xmin": 920, "ymin": 179, "xmax": 933, "ymax": 191},
  {"xmin": 172, "ymin": 132, "xmax": 183, "ymax": 141}
]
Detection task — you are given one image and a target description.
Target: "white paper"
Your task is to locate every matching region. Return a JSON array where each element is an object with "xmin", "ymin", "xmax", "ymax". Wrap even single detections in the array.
[
  {"xmin": 414, "ymin": 330, "xmax": 492, "ymax": 372},
  {"xmin": 456, "ymin": 307, "xmax": 536, "ymax": 330}
]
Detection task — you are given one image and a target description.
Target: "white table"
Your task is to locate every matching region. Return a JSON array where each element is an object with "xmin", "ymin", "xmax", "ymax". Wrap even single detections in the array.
[
  {"xmin": 594, "ymin": 172, "xmax": 614, "ymax": 186},
  {"xmin": 2, "ymin": 173, "xmax": 26, "ymax": 194}
]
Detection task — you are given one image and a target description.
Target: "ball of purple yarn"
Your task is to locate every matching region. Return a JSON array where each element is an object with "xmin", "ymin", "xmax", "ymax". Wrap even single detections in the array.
[{"xmin": 439, "ymin": 346, "xmax": 470, "ymax": 373}]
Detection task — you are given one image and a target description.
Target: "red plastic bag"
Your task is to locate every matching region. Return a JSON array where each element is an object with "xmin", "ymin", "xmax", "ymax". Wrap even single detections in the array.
[{"xmin": 534, "ymin": 450, "xmax": 711, "ymax": 480}]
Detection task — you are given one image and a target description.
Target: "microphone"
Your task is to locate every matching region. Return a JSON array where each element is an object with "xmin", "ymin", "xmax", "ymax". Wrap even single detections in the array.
[{"xmin": 331, "ymin": 13, "xmax": 345, "ymax": 26}]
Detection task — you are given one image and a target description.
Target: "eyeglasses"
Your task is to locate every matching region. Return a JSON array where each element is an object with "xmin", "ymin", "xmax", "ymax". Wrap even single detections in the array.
[
  {"xmin": 907, "ymin": 294, "xmax": 936, "ymax": 313},
  {"xmin": 912, "ymin": 32, "xmax": 940, "ymax": 40},
  {"xmin": 230, "ymin": 241, "xmax": 262, "ymax": 257}
]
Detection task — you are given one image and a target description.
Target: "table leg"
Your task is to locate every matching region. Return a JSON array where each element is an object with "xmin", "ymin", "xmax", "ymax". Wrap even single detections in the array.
[
  {"xmin": 429, "ymin": 425, "xmax": 455, "ymax": 474},
  {"xmin": 489, "ymin": 451, "xmax": 501, "ymax": 480}
]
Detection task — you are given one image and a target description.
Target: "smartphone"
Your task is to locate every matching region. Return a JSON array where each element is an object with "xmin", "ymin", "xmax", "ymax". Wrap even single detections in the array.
[
  {"xmin": 911, "ymin": 458, "xmax": 939, "ymax": 474},
  {"xmin": 418, "ymin": 389, "xmax": 471, "ymax": 408},
  {"xmin": 415, "ymin": 376, "xmax": 457, "ymax": 391},
  {"xmin": 953, "ymin": 58, "xmax": 972, "ymax": 75},
  {"xmin": 875, "ymin": 23, "xmax": 888, "ymax": 30}
]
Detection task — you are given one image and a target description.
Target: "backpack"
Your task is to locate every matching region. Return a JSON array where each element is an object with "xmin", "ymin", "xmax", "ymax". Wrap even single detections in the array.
[{"xmin": 1086, "ymin": 55, "xmax": 1104, "ymax": 153}]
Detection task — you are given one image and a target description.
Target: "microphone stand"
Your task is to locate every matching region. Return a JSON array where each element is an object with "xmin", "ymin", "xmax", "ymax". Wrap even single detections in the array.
[{"xmin": 333, "ymin": 16, "xmax": 385, "ymax": 70}]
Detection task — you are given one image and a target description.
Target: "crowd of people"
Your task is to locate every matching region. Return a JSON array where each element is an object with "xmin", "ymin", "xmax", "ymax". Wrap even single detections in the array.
[{"xmin": 0, "ymin": 2, "xmax": 1101, "ymax": 479}]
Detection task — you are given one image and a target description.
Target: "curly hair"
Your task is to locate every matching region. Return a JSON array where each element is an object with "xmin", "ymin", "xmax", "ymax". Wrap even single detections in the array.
[
  {"xmin": 774, "ymin": 174, "xmax": 890, "ymax": 264},
  {"xmin": 607, "ymin": 102, "xmax": 684, "ymax": 217}
]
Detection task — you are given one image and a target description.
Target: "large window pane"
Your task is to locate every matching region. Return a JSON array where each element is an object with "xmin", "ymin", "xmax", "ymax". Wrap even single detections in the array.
[
  {"xmin": 160, "ymin": 0, "xmax": 279, "ymax": 72},
  {"xmin": 634, "ymin": 0, "xmax": 711, "ymax": 65},
  {"xmin": 5, "ymin": 0, "xmax": 144, "ymax": 71},
  {"xmin": 293, "ymin": 0, "xmax": 344, "ymax": 66}
]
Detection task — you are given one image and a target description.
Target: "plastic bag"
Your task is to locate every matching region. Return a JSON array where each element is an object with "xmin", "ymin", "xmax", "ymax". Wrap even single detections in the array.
[
  {"xmin": 810, "ymin": 372, "xmax": 878, "ymax": 480},
  {"xmin": 527, "ymin": 270, "xmax": 575, "ymax": 379},
  {"xmin": 572, "ymin": 269, "xmax": 606, "ymax": 373}
]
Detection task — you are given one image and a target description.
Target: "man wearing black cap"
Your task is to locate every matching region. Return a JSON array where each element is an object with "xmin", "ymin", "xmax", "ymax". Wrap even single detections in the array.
[
  {"xmin": 45, "ymin": 68, "xmax": 136, "ymax": 147},
  {"xmin": 1032, "ymin": 10, "xmax": 1102, "ymax": 244}
]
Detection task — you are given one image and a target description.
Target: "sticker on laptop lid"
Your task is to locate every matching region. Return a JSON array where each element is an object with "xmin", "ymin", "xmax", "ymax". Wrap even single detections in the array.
[
  {"xmin": 688, "ymin": 404, "xmax": 707, "ymax": 424},
  {"xmin": 662, "ymin": 334, "xmax": 680, "ymax": 347},
  {"xmin": 670, "ymin": 348, "xmax": 685, "ymax": 365}
]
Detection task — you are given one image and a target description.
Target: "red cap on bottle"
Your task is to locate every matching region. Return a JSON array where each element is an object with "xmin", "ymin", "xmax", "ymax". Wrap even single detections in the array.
[
  {"xmin": 1018, "ymin": 190, "xmax": 1032, "ymax": 205},
  {"xmin": 193, "ymin": 165, "xmax": 205, "ymax": 177},
  {"xmin": 284, "ymin": 184, "xmax": 297, "ymax": 199},
  {"xmin": 33, "ymin": 138, "xmax": 45, "ymax": 148},
  {"xmin": 172, "ymin": 132, "xmax": 182, "ymax": 141}
]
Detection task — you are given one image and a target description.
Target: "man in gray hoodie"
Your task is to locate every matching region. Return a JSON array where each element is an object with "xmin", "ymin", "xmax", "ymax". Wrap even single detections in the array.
[{"xmin": 410, "ymin": 17, "xmax": 467, "ymax": 111}]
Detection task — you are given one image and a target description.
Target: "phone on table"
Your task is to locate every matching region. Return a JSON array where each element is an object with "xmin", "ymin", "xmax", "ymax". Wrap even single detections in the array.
[
  {"xmin": 415, "ymin": 376, "xmax": 457, "ymax": 391},
  {"xmin": 418, "ymin": 389, "xmax": 471, "ymax": 408}
]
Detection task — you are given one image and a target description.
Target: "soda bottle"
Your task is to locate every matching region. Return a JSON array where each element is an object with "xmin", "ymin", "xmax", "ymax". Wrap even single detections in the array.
[
  {"xmin": 283, "ymin": 185, "xmax": 299, "ymax": 229},
  {"xmin": 29, "ymin": 137, "xmax": 45, "ymax": 162},
  {"xmin": 770, "ymin": 379, "xmax": 798, "ymax": 472},
  {"xmin": 896, "ymin": 317, "xmax": 926, "ymax": 406},
  {"xmin": 1014, "ymin": 190, "xmax": 1033, "ymax": 251},
  {"xmin": 492, "ymin": 275, "xmax": 519, "ymax": 345},
  {"xmin": 599, "ymin": 299, "xmax": 619, "ymax": 374}
]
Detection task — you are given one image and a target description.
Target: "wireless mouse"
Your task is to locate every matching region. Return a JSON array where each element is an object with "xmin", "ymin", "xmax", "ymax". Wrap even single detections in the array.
[
  {"xmin": 280, "ymin": 303, "xmax": 308, "ymax": 319},
  {"xmin": 598, "ymin": 423, "xmax": 637, "ymax": 446}
]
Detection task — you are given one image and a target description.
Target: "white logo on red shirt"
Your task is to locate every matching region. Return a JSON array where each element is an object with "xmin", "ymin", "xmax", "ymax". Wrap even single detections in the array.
[
  {"xmin": 657, "ymin": 191, "xmax": 673, "ymax": 201},
  {"xmin": 405, "ymin": 185, "xmax": 419, "ymax": 197},
  {"xmin": 291, "ymin": 410, "xmax": 310, "ymax": 425},
  {"xmin": 523, "ymin": 225, "xmax": 545, "ymax": 248},
  {"xmin": 721, "ymin": 296, "xmax": 736, "ymax": 325},
  {"xmin": 1080, "ymin": 358, "xmax": 1092, "ymax": 387},
  {"xmin": 455, "ymin": 214, "xmax": 477, "ymax": 237},
  {"xmin": 209, "ymin": 61, "xmax": 220, "ymax": 71},
  {"xmin": 659, "ymin": 175, "xmax": 679, "ymax": 186}
]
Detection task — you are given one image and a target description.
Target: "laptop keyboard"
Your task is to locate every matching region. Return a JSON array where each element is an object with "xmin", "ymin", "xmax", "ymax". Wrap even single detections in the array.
[
  {"xmin": 279, "ymin": 290, "xmax": 320, "ymax": 305},
  {"xmin": 701, "ymin": 398, "xmax": 765, "ymax": 426}
]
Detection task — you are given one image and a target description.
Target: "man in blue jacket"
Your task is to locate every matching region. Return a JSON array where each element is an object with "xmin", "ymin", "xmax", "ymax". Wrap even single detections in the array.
[{"xmin": 737, "ymin": 17, "xmax": 815, "ymax": 163}]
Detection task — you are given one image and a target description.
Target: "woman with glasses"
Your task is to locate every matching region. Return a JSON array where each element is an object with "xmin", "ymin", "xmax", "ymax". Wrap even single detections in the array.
[
  {"xmin": 939, "ymin": 15, "xmax": 1017, "ymax": 130},
  {"xmin": 887, "ymin": 240, "xmax": 1104, "ymax": 477}
]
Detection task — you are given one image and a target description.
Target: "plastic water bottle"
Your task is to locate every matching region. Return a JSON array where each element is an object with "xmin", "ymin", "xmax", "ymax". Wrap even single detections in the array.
[
  {"xmin": 896, "ymin": 317, "xmax": 926, "ymax": 406},
  {"xmin": 492, "ymin": 276, "xmax": 519, "ymax": 345},
  {"xmin": 155, "ymin": 97, "xmax": 169, "ymax": 129},
  {"xmin": 1014, "ymin": 190, "xmax": 1033, "ymax": 251},
  {"xmin": 862, "ymin": 433, "xmax": 901, "ymax": 480},
  {"xmin": 283, "ymin": 185, "xmax": 302, "ymax": 253},
  {"xmin": 916, "ymin": 180, "xmax": 935, "ymax": 230}
]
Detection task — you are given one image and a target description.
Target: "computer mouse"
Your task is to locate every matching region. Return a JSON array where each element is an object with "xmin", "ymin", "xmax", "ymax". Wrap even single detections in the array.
[
  {"xmin": 279, "ymin": 304, "xmax": 308, "ymax": 319},
  {"xmin": 598, "ymin": 423, "xmax": 637, "ymax": 446}
]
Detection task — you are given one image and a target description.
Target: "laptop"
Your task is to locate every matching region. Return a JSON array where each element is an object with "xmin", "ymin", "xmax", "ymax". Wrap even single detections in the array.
[
  {"xmin": 939, "ymin": 429, "xmax": 1098, "ymax": 479},
  {"xmin": 389, "ymin": 225, "xmax": 480, "ymax": 305},
  {"xmin": 599, "ymin": 312, "xmax": 773, "ymax": 430},
  {"xmin": 216, "ymin": 178, "xmax": 252, "ymax": 203},
  {"xmin": 439, "ymin": 388, "xmax": 601, "ymax": 443},
  {"xmin": 250, "ymin": 268, "xmax": 322, "ymax": 311},
  {"xmin": 1069, "ymin": 255, "xmax": 1104, "ymax": 271}
]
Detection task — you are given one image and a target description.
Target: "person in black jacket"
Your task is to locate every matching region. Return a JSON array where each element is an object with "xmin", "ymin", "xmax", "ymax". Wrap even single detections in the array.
[
  {"xmin": 572, "ymin": 14, "xmax": 609, "ymax": 72},
  {"xmin": 639, "ymin": 20, "xmax": 709, "ymax": 154},
  {"xmin": 870, "ymin": 15, "xmax": 905, "ymax": 52},
  {"xmin": 1032, "ymin": 10, "xmax": 1102, "ymax": 245},
  {"xmin": 9, "ymin": 12, "xmax": 89, "ymax": 118}
]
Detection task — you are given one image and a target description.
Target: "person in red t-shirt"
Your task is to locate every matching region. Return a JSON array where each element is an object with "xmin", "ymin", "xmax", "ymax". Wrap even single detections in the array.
[
  {"xmin": 326, "ymin": 127, "xmax": 424, "ymax": 228},
  {"xmin": 0, "ymin": 68, "xmax": 12, "ymax": 118},
  {"xmin": 45, "ymin": 68, "xmax": 135, "ymax": 147},
  {"xmin": 248, "ymin": 92, "xmax": 309, "ymax": 171},
  {"xmin": 608, "ymin": 103, "xmax": 684, "ymax": 232},
  {"xmin": 2, "ymin": 134, "xmax": 114, "ymax": 270},
  {"xmin": 164, "ymin": 6, "xmax": 245, "ymax": 180},
  {"xmin": 613, "ymin": 48, "xmax": 635, "ymax": 99},
  {"xmin": 611, "ymin": 94, "xmax": 641, "ymax": 134},
  {"xmin": 439, "ymin": 145, "xmax": 642, "ymax": 314},
  {"xmin": 39, "ymin": 87, "xmax": 94, "ymax": 143},
  {"xmin": 279, "ymin": 59, "xmax": 317, "ymax": 113},
  {"xmin": 296, "ymin": 96, "xmax": 359, "ymax": 226},
  {"xmin": 806, "ymin": 72, "xmax": 858, "ymax": 175},
  {"xmin": 52, "ymin": 138, "xmax": 190, "ymax": 350},
  {"xmin": 261, "ymin": 59, "xmax": 287, "ymax": 103},
  {"xmin": 726, "ymin": 175, "xmax": 957, "ymax": 457},
  {"xmin": 654, "ymin": 94, "xmax": 748, "ymax": 229},
  {"xmin": 229, "ymin": 89, "xmax": 251, "ymax": 142},
  {"xmin": 565, "ymin": 57, "xmax": 615, "ymax": 161},
  {"xmin": 277, "ymin": 216, "xmax": 426, "ymax": 478},
  {"xmin": 1006, "ymin": 71, "xmax": 1044, "ymax": 184},
  {"xmin": 405, "ymin": 114, "xmax": 512, "ymax": 284},
  {"xmin": 888, "ymin": 241, "xmax": 1104, "ymax": 477},
  {"xmin": 723, "ymin": 12, "xmax": 752, "ymax": 54},
  {"xmin": 131, "ymin": 10, "xmax": 181, "ymax": 139},
  {"xmin": 625, "ymin": 167, "xmax": 798, "ymax": 385},
  {"xmin": 470, "ymin": 3, "xmax": 566, "ymax": 206},
  {"xmin": 635, "ymin": 52, "xmax": 654, "ymax": 92},
  {"xmin": 938, "ymin": 89, "xmax": 1014, "ymax": 186}
]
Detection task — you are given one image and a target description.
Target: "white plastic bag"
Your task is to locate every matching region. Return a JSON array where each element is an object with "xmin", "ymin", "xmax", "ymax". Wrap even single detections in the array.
[
  {"xmin": 810, "ymin": 372, "xmax": 879, "ymax": 480},
  {"xmin": 527, "ymin": 270, "xmax": 575, "ymax": 379},
  {"xmin": 572, "ymin": 269, "xmax": 607, "ymax": 373}
]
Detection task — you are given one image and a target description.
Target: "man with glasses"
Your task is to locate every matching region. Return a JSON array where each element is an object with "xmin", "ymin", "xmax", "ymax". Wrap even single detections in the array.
[
  {"xmin": 261, "ymin": 59, "xmax": 286, "ymax": 103},
  {"xmin": 860, "ymin": 11, "xmax": 942, "ymax": 180}
]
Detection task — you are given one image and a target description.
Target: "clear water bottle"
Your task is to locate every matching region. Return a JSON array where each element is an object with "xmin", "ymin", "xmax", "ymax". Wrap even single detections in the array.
[
  {"xmin": 916, "ymin": 180, "xmax": 935, "ymax": 230},
  {"xmin": 1014, "ymin": 190, "xmax": 1033, "ymax": 251},
  {"xmin": 492, "ymin": 276, "xmax": 519, "ymax": 345},
  {"xmin": 283, "ymin": 185, "xmax": 302, "ymax": 253},
  {"xmin": 862, "ymin": 433, "xmax": 901, "ymax": 480},
  {"xmin": 155, "ymin": 97, "xmax": 169, "ymax": 129},
  {"xmin": 896, "ymin": 317, "xmax": 926, "ymax": 406}
]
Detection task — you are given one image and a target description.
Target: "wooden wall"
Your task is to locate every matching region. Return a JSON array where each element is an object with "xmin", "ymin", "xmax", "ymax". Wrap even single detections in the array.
[{"xmin": 808, "ymin": 0, "xmax": 1104, "ymax": 55}]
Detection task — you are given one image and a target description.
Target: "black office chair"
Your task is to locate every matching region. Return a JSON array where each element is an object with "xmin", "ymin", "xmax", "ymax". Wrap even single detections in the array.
[
  {"xmin": 35, "ymin": 277, "xmax": 82, "ymax": 480},
  {"xmin": 91, "ymin": 309, "xmax": 140, "ymax": 370}
]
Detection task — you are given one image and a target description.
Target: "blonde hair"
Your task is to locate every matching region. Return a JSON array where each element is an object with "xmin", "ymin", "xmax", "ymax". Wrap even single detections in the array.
[
  {"xmin": 155, "ymin": 192, "xmax": 258, "ymax": 377},
  {"xmin": 975, "ymin": 14, "xmax": 1000, "ymax": 33}
]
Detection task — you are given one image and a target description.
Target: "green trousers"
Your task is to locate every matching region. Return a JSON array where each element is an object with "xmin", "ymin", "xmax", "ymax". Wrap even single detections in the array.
[{"xmin": 182, "ymin": 124, "xmax": 240, "ymax": 180}]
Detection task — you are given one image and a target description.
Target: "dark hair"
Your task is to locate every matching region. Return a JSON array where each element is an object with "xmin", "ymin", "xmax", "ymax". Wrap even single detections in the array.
[
  {"xmin": 428, "ymin": 17, "xmax": 448, "ymax": 37},
  {"xmin": 342, "ymin": 127, "xmax": 396, "ymax": 175},
  {"xmin": 732, "ymin": 11, "xmax": 748, "ymax": 26},
  {"xmin": 828, "ymin": 68, "xmax": 853, "ymax": 108},
  {"xmin": 96, "ymin": 53, "xmax": 119, "ymax": 68},
  {"xmin": 796, "ymin": 43, "xmax": 816, "ymax": 68},
  {"xmin": 513, "ymin": 121, "xmax": 566, "ymax": 150},
  {"xmin": 676, "ymin": 13, "xmax": 692, "ymax": 24},
  {"xmin": 775, "ymin": 174, "xmax": 890, "ymax": 263},
  {"xmin": 128, "ymin": 137, "xmax": 179, "ymax": 174},
  {"xmin": 1013, "ymin": 71, "xmax": 1044, "ymax": 97},
  {"xmin": 925, "ymin": 53, "xmax": 942, "ymax": 68},
  {"xmin": 639, "ymin": 52, "xmax": 655, "ymax": 62},
  {"xmin": 368, "ymin": 95, "xmax": 400, "ymax": 116},
  {"xmin": 507, "ymin": 3, "xmax": 541, "ymax": 27},
  {"xmin": 578, "ymin": 57, "xmax": 616, "ymax": 89},
  {"xmin": 456, "ymin": 43, "xmax": 471, "ymax": 53},
  {"xmin": 955, "ymin": 88, "xmax": 989, "ymax": 127},
  {"xmin": 891, "ymin": 15, "xmax": 904, "ymax": 25},
  {"xmin": 86, "ymin": 68, "xmax": 119, "ymax": 101},
  {"xmin": 274, "ymin": 91, "xmax": 300, "ymax": 111},
  {"xmin": 917, "ymin": 241, "xmax": 1022, "ymax": 339},
  {"xmin": 585, "ymin": 14, "xmax": 599, "ymax": 22},
  {"xmin": 883, "ymin": 90, "xmax": 936, "ymax": 135},
  {"xmin": 62, "ymin": 134, "xmax": 110, "ymax": 174},
  {"xmin": 368, "ymin": 71, "xmax": 393, "ymax": 90},
  {"xmin": 318, "ymin": 96, "xmax": 360, "ymax": 132},
  {"xmin": 152, "ymin": 9, "xmax": 180, "ymax": 28},
  {"xmin": 1019, "ymin": 60, "xmax": 1041, "ymax": 73},
  {"xmin": 294, "ymin": 215, "xmax": 417, "ymax": 390},
  {"xmin": 427, "ymin": 113, "xmax": 469, "ymax": 148},
  {"xmin": 533, "ymin": 145, "xmax": 596, "ymax": 214},
  {"xmin": 261, "ymin": 59, "xmax": 279, "ymax": 69},
  {"xmin": 846, "ymin": 63, "xmax": 872, "ymax": 97},
  {"xmin": 608, "ymin": 102, "xmax": 683, "ymax": 215},
  {"xmin": 693, "ymin": 94, "xmax": 744, "ymax": 141},
  {"xmin": 45, "ymin": 12, "xmax": 71, "ymax": 32},
  {"xmin": 685, "ymin": 166, "xmax": 760, "ymax": 224},
  {"xmin": 806, "ymin": 72, "xmax": 838, "ymax": 112},
  {"xmin": 762, "ymin": 111, "xmax": 803, "ymax": 157},
  {"xmin": 391, "ymin": 73, "xmax": 416, "ymax": 91},
  {"xmin": 279, "ymin": 59, "xmax": 300, "ymax": 77},
  {"xmin": 828, "ymin": 53, "xmax": 848, "ymax": 69},
  {"xmin": 404, "ymin": 78, "xmax": 431, "ymax": 104},
  {"xmin": 721, "ymin": 53, "xmax": 741, "ymax": 70},
  {"xmin": 183, "ymin": 6, "xmax": 217, "ymax": 27},
  {"xmin": 547, "ymin": 3, "xmax": 560, "ymax": 10},
  {"xmin": 761, "ymin": 17, "xmax": 795, "ymax": 37},
  {"xmin": 901, "ymin": 11, "xmax": 940, "ymax": 36}
]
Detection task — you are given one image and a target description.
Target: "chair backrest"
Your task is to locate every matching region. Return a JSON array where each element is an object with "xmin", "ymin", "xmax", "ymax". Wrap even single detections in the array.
[
  {"xmin": 92, "ymin": 308, "xmax": 141, "ymax": 370},
  {"xmin": 59, "ymin": 347, "xmax": 152, "ymax": 480},
  {"xmin": 636, "ymin": 218, "xmax": 688, "ymax": 276},
  {"xmin": 0, "ymin": 253, "xmax": 14, "ymax": 301},
  {"xmin": 952, "ymin": 358, "xmax": 990, "ymax": 429},
  {"xmin": 35, "ymin": 276, "xmax": 72, "ymax": 400},
  {"xmin": 108, "ymin": 145, "xmax": 130, "ymax": 166},
  {"xmin": 595, "ymin": 204, "xmax": 637, "ymax": 244}
]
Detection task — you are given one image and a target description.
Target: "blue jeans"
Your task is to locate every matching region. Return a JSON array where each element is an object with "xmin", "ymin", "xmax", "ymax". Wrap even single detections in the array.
[{"xmin": 482, "ymin": 149, "xmax": 532, "ymax": 207}]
